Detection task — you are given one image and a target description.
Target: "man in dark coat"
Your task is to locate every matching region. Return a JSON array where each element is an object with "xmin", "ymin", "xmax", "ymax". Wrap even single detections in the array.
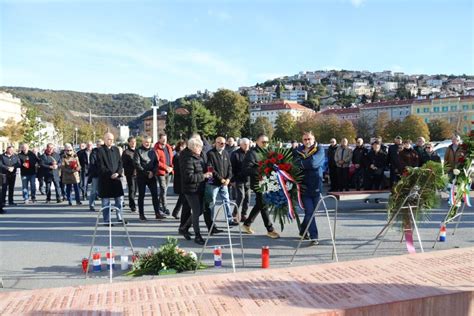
[
  {"xmin": 352, "ymin": 138, "xmax": 368, "ymax": 191},
  {"xmin": 241, "ymin": 134, "xmax": 279, "ymax": 239},
  {"xmin": 0, "ymin": 146, "xmax": 20, "ymax": 206},
  {"xmin": 399, "ymin": 140, "xmax": 419, "ymax": 171},
  {"xmin": 121, "ymin": 136, "xmax": 137, "ymax": 213},
  {"xmin": 365, "ymin": 140, "xmax": 388, "ymax": 203},
  {"xmin": 387, "ymin": 136, "xmax": 403, "ymax": 187},
  {"xmin": 87, "ymin": 139, "xmax": 103, "ymax": 211},
  {"xmin": 420, "ymin": 143, "xmax": 441, "ymax": 165},
  {"xmin": 230, "ymin": 138, "xmax": 251, "ymax": 222},
  {"xmin": 96, "ymin": 133, "xmax": 125, "ymax": 225},
  {"xmin": 327, "ymin": 138, "xmax": 338, "ymax": 192},
  {"xmin": 18, "ymin": 143, "xmax": 39, "ymax": 203},
  {"xmin": 413, "ymin": 137, "xmax": 426, "ymax": 167},
  {"xmin": 77, "ymin": 141, "xmax": 93, "ymax": 199},
  {"xmin": 39, "ymin": 143, "xmax": 62, "ymax": 203},
  {"xmin": 133, "ymin": 135, "xmax": 164, "ymax": 221}
]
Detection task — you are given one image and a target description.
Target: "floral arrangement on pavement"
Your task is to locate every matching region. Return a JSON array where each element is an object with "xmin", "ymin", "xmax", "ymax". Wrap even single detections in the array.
[
  {"xmin": 127, "ymin": 237, "xmax": 205, "ymax": 276},
  {"xmin": 256, "ymin": 147, "xmax": 304, "ymax": 230},
  {"xmin": 447, "ymin": 132, "xmax": 473, "ymax": 220}
]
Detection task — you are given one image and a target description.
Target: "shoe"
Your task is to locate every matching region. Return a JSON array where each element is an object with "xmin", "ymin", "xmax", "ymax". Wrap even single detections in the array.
[
  {"xmin": 163, "ymin": 208, "xmax": 171, "ymax": 216},
  {"xmin": 228, "ymin": 220, "xmax": 239, "ymax": 226},
  {"xmin": 56, "ymin": 199, "xmax": 62, "ymax": 203},
  {"xmin": 76, "ymin": 201, "xmax": 83, "ymax": 205},
  {"xmin": 309, "ymin": 240, "xmax": 320, "ymax": 246},
  {"xmin": 240, "ymin": 215, "xmax": 247, "ymax": 223},
  {"xmin": 299, "ymin": 233, "xmax": 310, "ymax": 240},
  {"xmin": 364, "ymin": 199, "xmax": 370, "ymax": 204},
  {"xmin": 155, "ymin": 213, "xmax": 166, "ymax": 220},
  {"xmin": 130, "ymin": 208, "xmax": 137, "ymax": 213},
  {"xmin": 179, "ymin": 229, "xmax": 192, "ymax": 240},
  {"xmin": 9, "ymin": 202, "xmax": 17, "ymax": 206},
  {"xmin": 62, "ymin": 196, "xmax": 67, "ymax": 201},
  {"xmin": 266, "ymin": 231, "xmax": 280, "ymax": 239},
  {"xmin": 171, "ymin": 209, "xmax": 180, "ymax": 219},
  {"xmin": 374, "ymin": 198, "xmax": 380, "ymax": 204},
  {"xmin": 45, "ymin": 200, "xmax": 51, "ymax": 204},
  {"xmin": 103, "ymin": 222, "xmax": 114, "ymax": 227},
  {"xmin": 117, "ymin": 219, "xmax": 129, "ymax": 224},
  {"xmin": 31, "ymin": 199, "xmax": 36, "ymax": 204},
  {"xmin": 210, "ymin": 227, "xmax": 224, "ymax": 235},
  {"xmin": 194, "ymin": 234, "xmax": 205, "ymax": 245},
  {"xmin": 68, "ymin": 202, "xmax": 72, "ymax": 206},
  {"xmin": 139, "ymin": 215, "xmax": 148, "ymax": 221},
  {"xmin": 89, "ymin": 206, "xmax": 95, "ymax": 212},
  {"xmin": 241, "ymin": 224, "xmax": 255, "ymax": 234}
]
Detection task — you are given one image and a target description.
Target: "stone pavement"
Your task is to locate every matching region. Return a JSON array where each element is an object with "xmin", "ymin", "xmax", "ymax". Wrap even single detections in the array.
[
  {"xmin": 0, "ymin": 248, "xmax": 472, "ymax": 315},
  {"xmin": 0, "ymin": 181, "xmax": 473, "ymax": 291}
]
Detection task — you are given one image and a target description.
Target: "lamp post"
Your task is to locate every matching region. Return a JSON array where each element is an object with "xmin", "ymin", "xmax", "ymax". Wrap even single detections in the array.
[
  {"xmin": 74, "ymin": 127, "xmax": 78, "ymax": 147},
  {"xmin": 152, "ymin": 94, "xmax": 159, "ymax": 144}
]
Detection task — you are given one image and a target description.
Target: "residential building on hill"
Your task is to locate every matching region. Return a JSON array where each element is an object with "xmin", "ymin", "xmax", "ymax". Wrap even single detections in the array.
[
  {"xmin": 249, "ymin": 100, "xmax": 314, "ymax": 127},
  {"xmin": 359, "ymin": 99, "xmax": 412, "ymax": 122},
  {"xmin": 320, "ymin": 107, "xmax": 360, "ymax": 123},
  {"xmin": 0, "ymin": 91, "xmax": 23, "ymax": 151},
  {"xmin": 280, "ymin": 89, "xmax": 308, "ymax": 103}
]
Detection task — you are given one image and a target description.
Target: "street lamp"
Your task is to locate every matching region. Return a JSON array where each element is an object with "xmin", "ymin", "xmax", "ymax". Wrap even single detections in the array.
[
  {"xmin": 74, "ymin": 127, "xmax": 78, "ymax": 147},
  {"xmin": 152, "ymin": 94, "xmax": 159, "ymax": 144}
]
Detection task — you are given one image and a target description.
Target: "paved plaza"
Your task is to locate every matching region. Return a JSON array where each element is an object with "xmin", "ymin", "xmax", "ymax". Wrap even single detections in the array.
[{"xmin": 0, "ymin": 179, "xmax": 472, "ymax": 291}]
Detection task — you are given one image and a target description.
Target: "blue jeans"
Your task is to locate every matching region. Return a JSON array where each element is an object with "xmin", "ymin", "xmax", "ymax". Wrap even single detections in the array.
[
  {"xmin": 301, "ymin": 195, "xmax": 320, "ymax": 239},
  {"xmin": 88, "ymin": 177, "xmax": 99, "ymax": 207},
  {"xmin": 21, "ymin": 174, "xmax": 36, "ymax": 201},
  {"xmin": 204, "ymin": 184, "xmax": 233, "ymax": 223},
  {"xmin": 66, "ymin": 183, "xmax": 80, "ymax": 203},
  {"xmin": 102, "ymin": 196, "xmax": 124, "ymax": 223}
]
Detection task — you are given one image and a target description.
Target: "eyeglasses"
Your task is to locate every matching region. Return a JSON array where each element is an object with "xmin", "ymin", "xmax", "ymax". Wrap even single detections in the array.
[
  {"xmin": 303, "ymin": 138, "xmax": 312, "ymax": 141},
  {"xmin": 216, "ymin": 142, "xmax": 225, "ymax": 145},
  {"xmin": 261, "ymin": 141, "xmax": 269, "ymax": 144}
]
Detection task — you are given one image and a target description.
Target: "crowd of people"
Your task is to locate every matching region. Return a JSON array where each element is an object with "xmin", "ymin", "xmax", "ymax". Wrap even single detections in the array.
[{"xmin": 0, "ymin": 131, "xmax": 464, "ymax": 246}]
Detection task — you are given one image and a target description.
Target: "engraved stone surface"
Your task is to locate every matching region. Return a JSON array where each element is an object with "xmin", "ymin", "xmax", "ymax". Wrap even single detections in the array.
[{"xmin": 0, "ymin": 248, "xmax": 472, "ymax": 315}]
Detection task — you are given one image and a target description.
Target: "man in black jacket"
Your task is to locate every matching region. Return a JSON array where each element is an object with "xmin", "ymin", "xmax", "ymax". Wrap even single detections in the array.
[
  {"xmin": 77, "ymin": 141, "xmax": 93, "ymax": 199},
  {"xmin": 352, "ymin": 138, "xmax": 368, "ymax": 191},
  {"xmin": 39, "ymin": 143, "xmax": 62, "ymax": 203},
  {"xmin": 327, "ymin": 138, "xmax": 338, "ymax": 192},
  {"xmin": 133, "ymin": 136, "xmax": 164, "ymax": 221},
  {"xmin": 87, "ymin": 139, "xmax": 103, "ymax": 211},
  {"xmin": 18, "ymin": 143, "xmax": 39, "ymax": 204},
  {"xmin": 387, "ymin": 136, "xmax": 403, "ymax": 187},
  {"xmin": 230, "ymin": 138, "xmax": 251, "ymax": 222},
  {"xmin": 0, "ymin": 146, "xmax": 20, "ymax": 206},
  {"xmin": 420, "ymin": 143, "xmax": 441, "ymax": 165},
  {"xmin": 121, "ymin": 136, "xmax": 137, "ymax": 213},
  {"xmin": 241, "ymin": 134, "xmax": 280, "ymax": 239},
  {"xmin": 203, "ymin": 136, "xmax": 237, "ymax": 227}
]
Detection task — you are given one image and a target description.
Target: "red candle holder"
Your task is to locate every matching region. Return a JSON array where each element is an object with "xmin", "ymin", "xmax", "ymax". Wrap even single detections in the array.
[{"xmin": 262, "ymin": 246, "xmax": 270, "ymax": 268}]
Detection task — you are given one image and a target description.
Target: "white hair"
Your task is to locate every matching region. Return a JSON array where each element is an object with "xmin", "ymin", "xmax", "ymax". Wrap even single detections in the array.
[
  {"xmin": 64, "ymin": 143, "xmax": 73, "ymax": 150},
  {"xmin": 239, "ymin": 138, "xmax": 250, "ymax": 145},
  {"xmin": 187, "ymin": 137, "xmax": 203, "ymax": 150}
]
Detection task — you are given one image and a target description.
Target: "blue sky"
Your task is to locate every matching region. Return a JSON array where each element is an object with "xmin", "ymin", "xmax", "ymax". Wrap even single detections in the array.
[{"xmin": 1, "ymin": 0, "xmax": 472, "ymax": 100}]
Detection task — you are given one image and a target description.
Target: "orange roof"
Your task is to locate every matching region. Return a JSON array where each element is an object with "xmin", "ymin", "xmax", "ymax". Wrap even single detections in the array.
[
  {"xmin": 250, "ymin": 100, "xmax": 312, "ymax": 112},
  {"xmin": 321, "ymin": 107, "xmax": 360, "ymax": 115}
]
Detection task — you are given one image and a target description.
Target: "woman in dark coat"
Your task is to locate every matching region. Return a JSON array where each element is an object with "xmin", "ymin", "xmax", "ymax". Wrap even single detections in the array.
[
  {"xmin": 172, "ymin": 140, "xmax": 188, "ymax": 220},
  {"xmin": 366, "ymin": 141, "xmax": 388, "ymax": 191},
  {"xmin": 180, "ymin": 137, "xmax": 212, "ymax": 244},
  {"xmin": 399, "ymin": 140, "xmax": 419, "ymax": 171},
  {"xmin": 294, "ymin": 132, "xmax": 325, "ymax": 244},
  {"xmin": 96, "ymin": 133, "xmax": 125, "ymax": 224}
]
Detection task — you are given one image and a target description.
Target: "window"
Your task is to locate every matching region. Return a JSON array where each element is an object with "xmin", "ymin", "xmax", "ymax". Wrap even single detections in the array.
[
  {"xmin": 450, "ymin": 105, "xmax": 457, "ymax": 111},
  {"xmin": 416, "ymin": 108, "xmax": 420, "ymax": 113},
  {"xmin": 464, "ymin": 115, "xmax": 467, "ymax": 121},
  {"xmin": 424, "ymin": 118, "xmax": 429, "ymax": 123},
  {"xmin": 442, "ymin": 106, "xmax": 449, "ymax": 112},
  {"xmin": 433, "ymin": 107, "xmax": 440, "ymax": 112},
  {"xmin": 463, "ymin": 105, "xmax": 469, "ymax": 110},
  {"xmin": 423, "ymin": 107, "xmax": 430, "ymax": 113}
]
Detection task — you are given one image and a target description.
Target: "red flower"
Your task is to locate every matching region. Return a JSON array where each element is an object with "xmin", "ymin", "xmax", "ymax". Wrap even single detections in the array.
[
  {"xmin": 277, "ymin": 153, "xmax": 284, "ymax": 160},
  {"xmin": 268, "ymin": 151, "xmax": 275, "ymax": 157},
  {"xmin": 264, "ymin": 167, "xmax": 271, "ymax": 175},
  {"xmin": 270, "ymin": 158, "xmax": 277, "ymax": 164},
  {"xmin": 458, "ymin": 156, "xmax": 465, "ymax": 164},
  {"xmin": 279, "ymin": 163, "xmax": 292, "ymax": 172},
  {"xmin": 461, "ymin": 143, "xmax": 468, "ymax": 150},
  {"xmin": 264, "ymin": 159, "xmax": 270, "ymax": 165},
  {"xmin": 258, "ymin": 161, "xmax": 264, "ymax": 167}
]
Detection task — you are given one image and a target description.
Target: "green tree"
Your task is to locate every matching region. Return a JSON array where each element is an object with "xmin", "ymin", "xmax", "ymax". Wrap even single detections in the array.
[
  {"xmin": 339, "ymin": 120, "xmax": 357, "ymax": 143},
  {"xmin": 0, "ymin": 118, "xmax": 24, "ymax": 144},
  {"xmin": 250, "ymin": 117, "xmax": 274, "ymax": 140},
  {"xmin": 21, "ymin": 106, "xmax": 46, "ymax": 147},
  {"xmin": 303, "ymin": 98, "xmax": 320, "ymax": 111},
  {"xmin": 355, "ymin": 115, "xmax": 373, "ymax": 142},
  {"xmin": 318, "ymin": 115, "xmax": 341, "ymax": 143},
  {"xmin": 274, "ymin": 112, "xmax": 297, "ymax": 141},
  {"xmin": 384, "ymin": 119, "xmax": 403, "ymax": 141},
  {"xmin": 275, "ymin": 82, "xmax": 285, "ymax": 99},
  {"xmin": 240, "ymin": 116, "xmax": 252, "ymax": 138},
  {"xmin": 399, "ymin": 115, "xmax": 430, "ymax": 141},
  {"xmin": 374, "ymin": 112, "xmax": 390, "ymax": 138},
  {"xmin": 295, "ymin": 115, "xmax": 321, "ymax": 140},
  {"xmin": 164, "ymin": 106, "xmax": 177, "ymax": 142},
  {"xmin": 428, "ymin": 119, "xmax": 454, "ymax": 141},
  {"xmin": 177, "ymin": 100, "xmax": 217, "ymax": 138},
  {"xmin": 205, "ymin": 89, "xmax": 249, "ymax": 137}
]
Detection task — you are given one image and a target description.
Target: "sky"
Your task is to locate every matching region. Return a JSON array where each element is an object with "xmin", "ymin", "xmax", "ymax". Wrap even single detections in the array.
[{"xmin": 1, "ymin": 0, "xmax": 473, "ymax": 100}]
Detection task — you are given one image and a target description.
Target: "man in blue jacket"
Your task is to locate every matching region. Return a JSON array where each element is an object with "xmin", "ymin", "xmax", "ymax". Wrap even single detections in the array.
[{"xmin": 294, "ymin": 131, "xmax": 325, "ymax": 245}]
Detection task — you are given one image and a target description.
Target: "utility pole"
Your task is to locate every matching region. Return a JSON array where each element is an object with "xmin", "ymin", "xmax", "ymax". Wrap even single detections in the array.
[
  {"xmin": 89, "ymin": 109, "xmax": 92, "ymax": 125},
  {"xmin": 152, "ymin": 94, "xmax": 159, "ymax": 144}
]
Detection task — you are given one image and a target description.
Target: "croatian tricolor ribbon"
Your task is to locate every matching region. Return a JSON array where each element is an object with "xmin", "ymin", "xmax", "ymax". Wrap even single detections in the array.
[
  {"xmin": 450, "ymin": 180, "xmax": 472, "ymax": 207},
  {"xmin": 464, "ymin": 184, "xmax": 472, "ymax": 207},
  {"xmin": 273, "ymin": 165, "xmax": 304, "ymax": 220}
]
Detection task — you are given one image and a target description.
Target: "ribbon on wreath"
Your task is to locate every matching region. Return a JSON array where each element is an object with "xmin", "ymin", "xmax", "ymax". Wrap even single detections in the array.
[
  {"xmin": 449, "ymin": 180, "xmax": 472, "ymax": 207},
  {"xmin": 273, "ymin": 165, "xmax": 304, "ymax": 220},
  {"xmin": 404, "ymin": 222, "xmax": 416, "ymax": 254}
]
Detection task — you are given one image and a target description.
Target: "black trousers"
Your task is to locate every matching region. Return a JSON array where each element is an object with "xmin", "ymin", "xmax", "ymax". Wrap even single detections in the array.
[
  {"xmin": 243, "ymin": 191, "xmax": 274, "ymax": 232},
  {"xmin": 173, "ymin": 193, "xmax": 185, "ymax": 214},
  {"xmin": 368, "ymin": 173, "xmax": 384, "ymax": 190},
  {"xmin": 178, "ymin": 194, "xmax": 192, "ymax": 229},
  {"xmin": 336, "ymin": 167, "xmax": 350, "ymax": 191},
  {"xmin": 137, "ymin": 175, "xmax": 161, "ymax": 216},
  {"xmin": 352, "ymin": 167, "xmax": 365, "ymax": 191},
  {"xmin": 183, "ymin": 193, "xmax": 213, "ymax": 235},
  {"xmin": 328, "ymin": 165, "xmax": 338, "ymax": 191},
  {"xmin": 234, "ymin": 182, "xmax": 251, "ymax": 217},
  {"xmin": 125, "ymin": 174, "xmax": 137, "ymax": 211},
  {"xmin": 1, "ymin": 174, "xmax": 15, "ymax": 204},
  {"xmin": 45, "ymin": 175, "xmax": 61, "ymax": 201}
]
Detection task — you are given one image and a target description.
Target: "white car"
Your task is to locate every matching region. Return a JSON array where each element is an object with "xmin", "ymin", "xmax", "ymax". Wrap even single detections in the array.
[{"xmin": 432, "ymin": 140, "xmax": 452, "ymax": 164}]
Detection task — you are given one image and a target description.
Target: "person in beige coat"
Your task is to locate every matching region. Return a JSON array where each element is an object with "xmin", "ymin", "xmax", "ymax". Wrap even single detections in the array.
[
  {"xmin": 61, "ymin": 143, "xmax": 82, "ymax": 206},
  {"xmin": 334, "ymin": 138, "xmax": 353, "ymax": 191}
]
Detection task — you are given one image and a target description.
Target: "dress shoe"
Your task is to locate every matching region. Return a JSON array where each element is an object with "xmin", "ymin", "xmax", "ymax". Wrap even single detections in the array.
[
  {"xmin": 179, "ymin": 229, "xmax": 192, "ymax": 240},
  {"xmin": 89, "ymin": 206, "xmax": 95, "ymax": 212},
  {"xmin": 266, "ymin": 231, "xmax": 280, "ymax": 239},
  {"xmin": 163, "ymin": 208, "xmax": 171, "ymax": 216},
  {"xmin": 68, "ymin": 201, "xmax": 73, "ymax": 206},
  {"xmin": 155, "ymin": 213, "xmax": 166, "ymax": 220},
  {"xmin": 194, "ymin": 234, "xmax": 205, "ymax": 245},
  {"xmin": 139, "ymin": 215, "xmax": 148, "ymax": 221},
  {"xmin": 117, "ymin": 219, "xmax": 129, "ymax": 224},
  {"xmin": 228, "ymin": 220, "xmax": 239, "ymax": 226},
  {"xmin": 76, "ymin": 201, "xmax": 83, "ymax": 205},
  {"xmin": 171, "ymin": 209, "xmax": 180, "ymax": 219},
  {"xmin": 210, "ymin": 227, "xmax": 224, "ymax": 235},
  {"xmin": 56, "ymin": 199, "xmax": 62, "ymax": 203},
  {"xmin": 130, "ymin": 208, "xmax": 137, "ymax": 213}
]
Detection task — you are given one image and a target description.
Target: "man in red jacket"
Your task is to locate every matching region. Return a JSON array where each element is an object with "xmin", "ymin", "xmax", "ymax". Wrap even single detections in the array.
[{"xmin": 154, "ymin": 133, "xmax": 174, "ymax": 215}]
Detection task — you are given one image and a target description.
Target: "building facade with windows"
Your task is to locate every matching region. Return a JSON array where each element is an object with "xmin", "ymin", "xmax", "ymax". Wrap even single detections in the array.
[
  {"xmin": 249, "ymin": 100, "xmax": 314, "ymax": 127},
  {"xmin": 0, "ymin": 92, "xmax": 23, "ymax": 151},
  {"xmin": 411, "ymin": 96, "xmax": 474, "ymax": 134},
  {"xmin": 359, "ymin": 99, "xmax": 412, "ymax": 122}
]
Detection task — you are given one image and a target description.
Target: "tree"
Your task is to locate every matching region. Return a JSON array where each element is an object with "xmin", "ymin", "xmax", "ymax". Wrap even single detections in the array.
[
  {"xmin": 384, "ymin": 119, "xmax": 403, "ymax": 141},
  {"xmin": 240, "ymin": 116, "xmax": 252, "ymax": 138},
  {"xmin": 205, "ymin": 89, "xmax": 249, "ymax": 137},
  {"xmin": 177, "ymin": 100, "xmax": 218, "ymax": 138},
  {"xmin": 428, "ymin": 119, "xmax": 454, "ymax": 141},
  {"xmin": 250, "ymin": 117, "xmax": 274, "ymax": 140},
  {"xmin": 295, "ymin": 114, "xmax": 322, "ymax": 140},
  {"xmin": 399, "ymin": 115, "xmax": 430, "ymax": 141},
  {"xmin": 355, "ymin": 115, "xmax": 373, "ymax": 142},
  {"xmin": 303, "ymin": 98, "xmax": 320, "ymax": 111},
  {"xmin": 275, "ymin": 82, "xmax": 284, "ymax": 99},
  {"xmin": 164, "ymin": 106, "xmax": 177, "ymax": 142},
  {"xmin": 21, "ymin": 106, "xmax": 46, "ymax": 147},
  {"xmin": 0, "ymin": 118, "xmax": 24, "ymax": 144},
  {"xmin": 338, "ymin": 120, "xmax": 357, "ymax": 143},
  {"xmin": 274, "ymin": 113, "xmax": 297, "ymax": 141},
  {"xmin": 374, "ymin": 112, "xmax": 390, "ymax": 138}
]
